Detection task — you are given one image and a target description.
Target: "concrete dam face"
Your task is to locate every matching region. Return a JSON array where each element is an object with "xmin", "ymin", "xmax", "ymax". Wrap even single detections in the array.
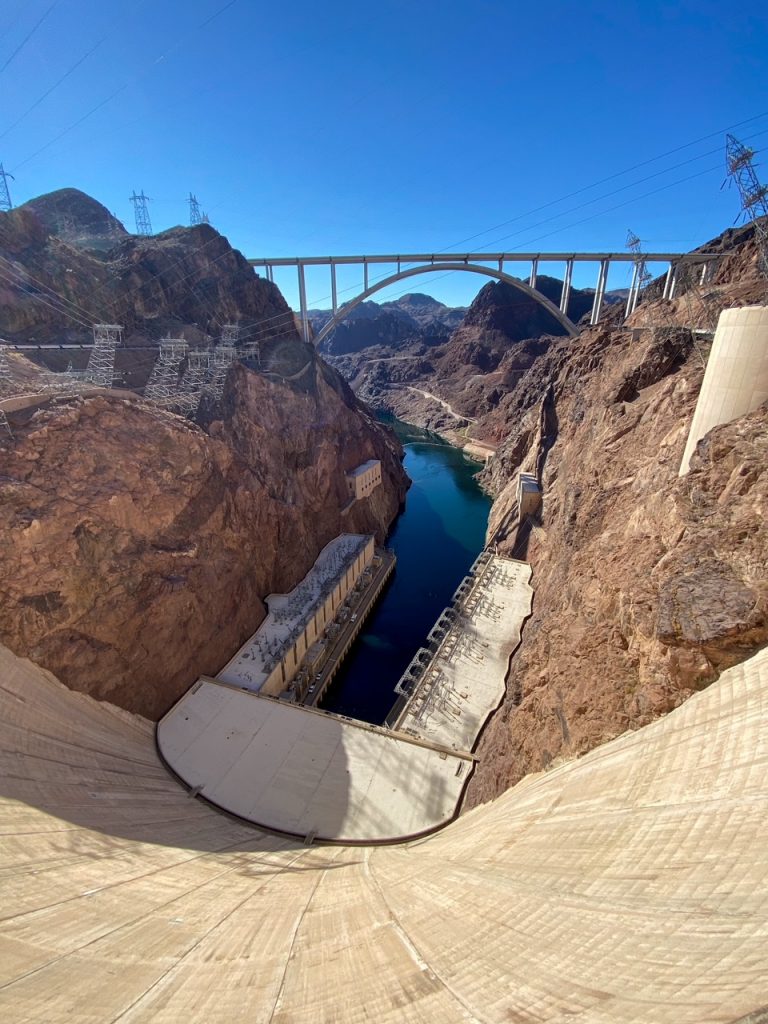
[{"xmin": 1, "ymin": 641, "xmax": 767, "ymax": 1023}]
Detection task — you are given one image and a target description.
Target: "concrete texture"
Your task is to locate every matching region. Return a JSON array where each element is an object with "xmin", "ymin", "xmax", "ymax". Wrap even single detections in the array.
[
  {"xmin": 2, "ymin": 642, "xmax": 768, "ymax": 1021},
  {"xmin": 157, "ymin": 680, "xmax": 471, "ymax": 842},
  {"xmin": 680, "ymin": 304, "xmax": 768, "ymax": 474},
  {"xmin": 396, "ymin": 556, "xmax": 533, "ymax": 751}
]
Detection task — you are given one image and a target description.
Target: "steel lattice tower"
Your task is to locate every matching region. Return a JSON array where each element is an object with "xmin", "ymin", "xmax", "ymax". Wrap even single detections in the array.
[
  {"xmin": 177, "ymin": 348, "xmax": 210, "ymax": 415},
  {"xmin": 188, "ymin": 193, "xmax": 203, "ymax": 226},
  {"xmin": 145, "ymin": 337, "xmax": 188, "ymax": 403},
  {"xmin": 129, "ymin": 190, "xmax": 153, "ymax": 236},
  {"xmin": 725, "ymin": 133, "xmax": 768, "ymax": 277},
  {"xmin": 625, "ymin": 229, "xmax": 653, "ymax": 316},
  {"xmin": 0, "ymin": 164, "xmax": 14, "ymax": 212},
  {"xmin": 85, "ymin": 324, "xmax": 122, "ymax": 388},
  {"xmin": 208, "ymin": 340, "xmax": 238, "ymax": 400}
]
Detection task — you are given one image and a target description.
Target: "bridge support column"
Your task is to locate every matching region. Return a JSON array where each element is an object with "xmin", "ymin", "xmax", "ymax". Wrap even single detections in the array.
[
  {"xmin": 498, "ymin": 258, "xmax": 504, "ymax": 274},
  {"xmin": 560, "ymin": 260, "xmax": 573, "ymax": 314},
  {"xmin": 662, "ymin": 262, "xmax": 678, "ymax": 301},
  {"xmin": 529, "ymin": 258, "xmax": 538, "ymax": 290},
  {"xmin": 590, "ymin": 259, "xmax": 609, "ymax": 325},
  {"xmin": 364, "ymin": 261, "xmax": 369, "ymax": 292},
  {"xmin": 626, "ymin": 263, "xmax": 639, "ymax": 318},
  {"xmin": 298, "ymin": 264, "xmax": 310, "ymax": 345},
  {"xmin": 331, "ymin": 264, "xmax": 338, "ymax": 315}
]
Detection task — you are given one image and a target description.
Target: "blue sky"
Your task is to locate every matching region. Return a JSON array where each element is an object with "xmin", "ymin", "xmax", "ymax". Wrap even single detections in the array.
[{"xmin": 2, "ymin": 0, "xmax": 767, "ymax": 310}]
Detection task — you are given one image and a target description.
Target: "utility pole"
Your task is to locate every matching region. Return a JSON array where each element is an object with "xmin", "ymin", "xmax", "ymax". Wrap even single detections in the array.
[
  {"xmin": 188, "ymin": 192, "xmax": 203, "ymax": 226},
  {"xmin": 724, "ymin": 133, "xmax": 768, "ymax": 278},
  {"xmin": 0, "ymin": 164, "xmax": 15, "ymax": 212},
  {"xmin": 129, "ymin": 190, "xmax": 153, "ymax": 236},
  {"xmin": 85, "ymin": 324, "xmax": 122, "ymax": 388}
]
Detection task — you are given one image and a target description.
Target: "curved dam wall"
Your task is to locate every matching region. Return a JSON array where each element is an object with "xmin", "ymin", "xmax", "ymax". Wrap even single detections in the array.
[
  {"xmin": 680, "ymin": 304, "xmax": 768, "ymax": 474},
  {"xmin": 1, "ymin": 641, "xmax": 767, "ymax": 1021}
]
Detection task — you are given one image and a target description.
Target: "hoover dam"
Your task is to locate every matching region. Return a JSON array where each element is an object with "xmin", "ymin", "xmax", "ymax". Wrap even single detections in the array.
[{"xmin": 2, "ymin": 640, "xmax": 767, "ymax": 1021}]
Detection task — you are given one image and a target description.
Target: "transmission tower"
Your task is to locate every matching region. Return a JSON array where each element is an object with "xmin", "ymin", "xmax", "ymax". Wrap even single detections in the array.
[
  {"xmin": 625, "ymin": 229, "xmax": 653, "ymax": 316},
  {"xmin": 145, "ymin": 337, "xmax": 188, "ymax": 403},
  {"xmin": 188, "ymin": 192, "xmax": 203, "ymax": 226},
  {"xmin": 177, "ymin": 348, "xmax": 210, "ymax": 415},
  {"xmin": 207, "ymin": 339, "xmax": 238, "ymax": 400},
  {"xmin": 129, "ymin": 190, "xmax": 153, "ymax": 236},
  {"xmin": 85, "ymin": 324, "xmax": 122, "ymax": 388},
  {"xmin": 202, "ymin": 211, "xmax": 210, "ymax": 225},
  {"xmin": 0, "ymin": 164, "xmax": 14, "ymax": 212},
  {"xmin": 0, "ymin": 342, "xmax": 14, "ymax": 394},
  {"xmin": 724, "ymin": 133, "xmax": 768, "ymax": 277}
]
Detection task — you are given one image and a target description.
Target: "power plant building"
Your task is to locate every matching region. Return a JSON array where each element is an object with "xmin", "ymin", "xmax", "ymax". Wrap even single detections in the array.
[{"xmin": 218, "ymin": 534, "xmax": 375, "ymax": 697}]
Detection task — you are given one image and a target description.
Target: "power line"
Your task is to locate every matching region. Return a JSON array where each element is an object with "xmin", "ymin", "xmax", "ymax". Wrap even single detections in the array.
[
  {"xmin": 0, "ymin": 252, "xmax": 102, "ymax": 325},
  {"xmin": 10, "ymin": 0, "xmax": 242, "ymax": 173},
  {"xmin": 0, "ymin": 268, "xmax": 94, "ymax": 329},
  {"xmin": 433, "ymin": 111, "xmax": 768, "ymax": 252},
  {"xmin": 0, "ymin": 0, "xmax": 61, "ymax": 75},
  {"xmin": 0, "ymin": 1, "xmax": 150, "ymax": 142}
]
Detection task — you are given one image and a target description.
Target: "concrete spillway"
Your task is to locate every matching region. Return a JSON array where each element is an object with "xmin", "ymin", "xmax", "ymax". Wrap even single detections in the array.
[{"xmin": 1, "ymin": 642, "xmax": 767, "ymax": 1022}]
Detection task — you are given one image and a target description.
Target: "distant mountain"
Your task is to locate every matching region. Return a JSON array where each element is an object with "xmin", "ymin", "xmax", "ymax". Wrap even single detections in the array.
[{"xmin": 308, "ymin": 292, "xmax": 466, "ymax": 356}]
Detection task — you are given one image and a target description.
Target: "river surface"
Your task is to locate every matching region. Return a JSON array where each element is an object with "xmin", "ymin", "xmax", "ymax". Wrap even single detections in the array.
[{"xmin": 321, "ymin": 418, "xmax": 491, "ymax": 725}]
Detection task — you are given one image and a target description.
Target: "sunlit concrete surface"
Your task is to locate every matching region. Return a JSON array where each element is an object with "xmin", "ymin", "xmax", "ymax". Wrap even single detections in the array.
[
  {"xmin": 395, "ymin": 556, "xmax": 533, "ymax": 751},
  {"xmin": 680, "ymin": 304, "xmax": 768, "ymax": 474},
  {"xmin": 157, "ymin": 679, "xmax": 471, "ymax": 842},
  {"xmin": 1, "ymin": 642, "xmax": 768, "ymax": 1022}
]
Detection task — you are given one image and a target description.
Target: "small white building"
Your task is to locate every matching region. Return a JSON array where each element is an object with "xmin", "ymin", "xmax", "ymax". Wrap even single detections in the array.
[{"xmin": 346, "ymin": 459, "xmax": 382, "ymax": 501}]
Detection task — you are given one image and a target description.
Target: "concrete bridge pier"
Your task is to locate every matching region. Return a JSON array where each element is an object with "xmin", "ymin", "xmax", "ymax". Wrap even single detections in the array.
[
  {"xmin": 662, "ymin": 261, "xmax": 678, "ymax": 301},
  {"xmin": 590, "ymin": 259, "xmax": 610, "ymax": 325},
  {"xmin": 559, "ymin": 259, "xmax": 574, "ymax": 314},
  {"xmin": 331, "ymin": 262, "xmax": 338, "ymax": 314},
  {"xmin": 298, "ymin": 264, "xmax": 310, "ymax": 344},
  {"xmin": 529, "ymin": 258, "xmax": 539, "ymax": 290}
]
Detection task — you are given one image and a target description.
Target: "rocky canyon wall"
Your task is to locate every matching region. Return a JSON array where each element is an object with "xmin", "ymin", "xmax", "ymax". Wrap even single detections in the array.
[{"xmin": 465, "ymin": 222, "xmax": 768, "ymax": 805}]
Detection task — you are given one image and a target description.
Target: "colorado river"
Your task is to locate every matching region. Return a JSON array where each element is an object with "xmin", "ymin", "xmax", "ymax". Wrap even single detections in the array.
[{"xmin": 321, "ymin": 418, "xmax": 491, "ymax": 724}]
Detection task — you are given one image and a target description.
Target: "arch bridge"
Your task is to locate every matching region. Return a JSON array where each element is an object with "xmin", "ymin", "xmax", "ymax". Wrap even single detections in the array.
[{"xmin": 248, "ymin": 250, "xmax": 721, "ymax": 346}]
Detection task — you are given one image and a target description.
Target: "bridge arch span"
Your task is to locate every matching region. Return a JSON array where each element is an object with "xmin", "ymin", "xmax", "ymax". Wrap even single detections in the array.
[{"xmin": 312, "ymin": 262, "xmax": 579, "ymax": 348}]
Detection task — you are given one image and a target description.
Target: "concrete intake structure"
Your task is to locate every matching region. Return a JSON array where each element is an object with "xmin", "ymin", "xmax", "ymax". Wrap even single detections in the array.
[
  {"xmin": 680, "ymin": 304, "xmax": 768, "ymax": 475},
  {"xmin": 345, "ymin": 459, "xmax": 382, "ymax": 501}
]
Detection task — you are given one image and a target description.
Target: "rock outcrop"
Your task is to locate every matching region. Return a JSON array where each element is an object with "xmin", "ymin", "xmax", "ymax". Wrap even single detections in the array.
[{"xmin": 0, "ymin": 354, "xmax": 406, "ymax": 719}]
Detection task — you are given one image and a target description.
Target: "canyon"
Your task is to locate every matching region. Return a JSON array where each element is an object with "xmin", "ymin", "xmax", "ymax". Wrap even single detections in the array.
[{"xmin": 1, "ymin": 187, "xmax": 766, "ymax": 808}]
